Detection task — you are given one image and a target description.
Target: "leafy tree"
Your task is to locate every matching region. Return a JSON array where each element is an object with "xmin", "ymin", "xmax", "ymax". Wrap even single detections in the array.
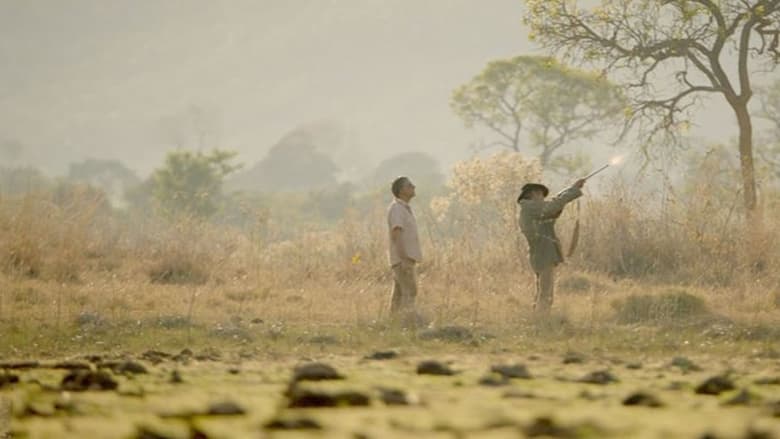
[
  {"xmin": 279, "ymin": 121, "xmax": 365, "ymax": 181},
  {"xmin": 0, "ymin": 166, "xmax": 50, "ymax": 196},
  {"xmin": 308, "ymin": 182, "xmax": 356, "ymax": 221},
  {"xmin": 524, "ymin": 0, "xmax": 780, "ymax": 216},
  {"xmin": 51, "ymin": 181, "xmax": 113, "ymax": 215},
  {"xmin": 124, "ymin": 178, "xmax": 155, "ymax": 214},
  {"xmin": 451, "ymin": 56, "xmax": 625, "ymax": 171},
  {"xmin": 151, "ymin": 149, "xmax": 241, "ymax": 218},
  {"xmin": 68, "ymin": 159, "xmax": 140, "ymax": 205},
  {"xmin": 369, "ymin": 152, "xmax": 445, "ymax": 190},
  {"xmin": 230, "ymin": 126, "xmax": 341, "ymax": 192}
]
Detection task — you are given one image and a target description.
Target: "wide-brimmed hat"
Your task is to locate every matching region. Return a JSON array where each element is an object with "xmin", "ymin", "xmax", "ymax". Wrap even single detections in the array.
[{"xmin": 517, "ymin": 183, "xmax": 549, "ymax": 202}]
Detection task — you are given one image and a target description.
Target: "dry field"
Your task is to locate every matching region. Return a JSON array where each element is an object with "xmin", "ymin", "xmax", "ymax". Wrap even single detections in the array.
[
  {"xmin": 1, "ymin": 154, "xmax": 780, "ymax": 437},
  {"xmin": 1, "ymin": 324, "xmax": 779, "ymax": 438}
]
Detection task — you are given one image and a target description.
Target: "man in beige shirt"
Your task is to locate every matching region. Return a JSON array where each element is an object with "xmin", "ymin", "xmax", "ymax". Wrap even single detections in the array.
[{"xmin": 387, "ymin": 176, "xmax": 422, "ymax": 320}]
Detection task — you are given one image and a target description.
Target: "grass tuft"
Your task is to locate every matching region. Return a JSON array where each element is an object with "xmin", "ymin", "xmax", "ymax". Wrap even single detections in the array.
[{"xmin": 612, "ymin": 290, "xmax": 711, "ymax": 324}]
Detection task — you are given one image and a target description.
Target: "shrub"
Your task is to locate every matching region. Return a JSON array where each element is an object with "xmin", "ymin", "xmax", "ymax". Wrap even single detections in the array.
[
  {"xmin": 2, "ymin": 235, "xmax": 42, "ymax": 278},
  {"xmin": 148, "ymin": 256, "xmax": 209, "ymax": 285},
  {"xmin": 613, "ymin": 290, "xmax": 710, "ymax": 324},
  {"xmin": 152, "ymin": 315, "xmax": 191, "ymax": 329},
  {"xmin": 558, "ymin": 274, "xmax": 592, "ymax": 293},
  {"xmin": 140, "ymin": 219, "xmax": 219, "ymax": 285},
  {"xmin": 151, "ymin": 149, "xmax": 241, "ymax": 218}
]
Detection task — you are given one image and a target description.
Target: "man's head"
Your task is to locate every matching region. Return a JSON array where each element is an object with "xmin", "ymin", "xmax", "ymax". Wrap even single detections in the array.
[
  {"xmin": 391, "ymin": 176, "xmax": 416, "ymax": 201},
  {"xmin": 518, "ymin": 183, "xmax": 549, "ymax": 202}
]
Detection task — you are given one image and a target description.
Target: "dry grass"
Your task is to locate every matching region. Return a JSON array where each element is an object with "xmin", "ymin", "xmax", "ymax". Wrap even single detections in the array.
[{"xmin": 0, "ymin": 153, "xmax": 778, "ymax": 356}]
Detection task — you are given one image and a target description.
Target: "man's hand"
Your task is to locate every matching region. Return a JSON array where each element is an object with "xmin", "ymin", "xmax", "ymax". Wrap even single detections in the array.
[{"xmin": 573, "ymin": 178, "xmax": 586, "ymax": 189}]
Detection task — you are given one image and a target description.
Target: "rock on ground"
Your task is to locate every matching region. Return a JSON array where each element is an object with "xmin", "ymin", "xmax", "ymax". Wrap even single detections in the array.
[
  {"xmin": 292, "ymin": 362, "xmax": 344, "ymax": 382},
  {"xmin": 623, "ymin": 391, "xmax": 664, "ymax": 407},
  {"xmin": 416, "ymin": 360, "xmax": 456, "ymax": 376},
  {"xmin": 265, "ymin": 417, "xmax": 322, "ymax": 430},
  {"xmin": 695, "ymin": 376, "xmax": 735, "ymax": 395},
  {"xmin": 288, "ymin": 388, "xmax": 370, "ymax": 408},
  {"xmin": 578, "ymin": 370, "xmax": 618, "ymax": 385},
  {"xmin": 61, "ymin": 370, "xmax": 118, "ymax": 391},
  {"xmin": 207, "ymin": 401, "xmax": 246, "ymax": 416},
  {"xmin": 491, "ymin": 363, "xmax": 532, "ymax": 379},
  {"xmin": 364, "ymin": 350, "xmax": 399, "ymax": 360}
]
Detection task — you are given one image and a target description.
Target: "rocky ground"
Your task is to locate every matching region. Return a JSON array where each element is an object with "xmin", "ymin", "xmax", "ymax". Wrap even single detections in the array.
[{"xmin": 1, "ymin": 344, "xmax": 779, "ymax": 439}]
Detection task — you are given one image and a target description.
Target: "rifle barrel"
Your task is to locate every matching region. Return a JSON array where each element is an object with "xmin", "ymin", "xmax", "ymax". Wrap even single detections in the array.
[{"xmin": 584, "ymin": 164, "xmax": 609, "ymax": 180}]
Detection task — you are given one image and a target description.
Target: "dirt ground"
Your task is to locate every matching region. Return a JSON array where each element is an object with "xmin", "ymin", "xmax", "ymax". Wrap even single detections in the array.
[{"xmin": 2, "ymin": 344, "xmax": 779, "ymax": 439}]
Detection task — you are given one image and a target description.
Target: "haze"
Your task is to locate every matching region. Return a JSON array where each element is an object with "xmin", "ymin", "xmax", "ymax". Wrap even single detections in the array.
[{"xmin": 0, "ymin": 0, "xmax": 738, "ymax": 177}]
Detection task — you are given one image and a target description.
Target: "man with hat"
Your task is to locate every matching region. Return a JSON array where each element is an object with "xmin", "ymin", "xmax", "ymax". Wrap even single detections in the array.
[{"xmin": 517, "ymin": 178, "xmax": 585, "ymax": 312}]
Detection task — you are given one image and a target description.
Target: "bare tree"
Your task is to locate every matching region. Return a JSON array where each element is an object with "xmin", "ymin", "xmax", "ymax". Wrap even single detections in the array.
[{"xmin": 525, "ymin": 0, "xmax": 780, "ymax": 218}]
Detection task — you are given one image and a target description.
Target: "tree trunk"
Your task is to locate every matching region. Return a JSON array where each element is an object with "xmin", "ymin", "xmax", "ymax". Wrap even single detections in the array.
[
  {"xmin": 734, "ymin": 100, "xmax": 766, "ymax": 272},
  {"xmin": 734, "ymin": 102, "xmax": 758, "ymax": 216},
  {"xmin": 539, "ymin": 148, "xmax": 552, "ymax": 169}
]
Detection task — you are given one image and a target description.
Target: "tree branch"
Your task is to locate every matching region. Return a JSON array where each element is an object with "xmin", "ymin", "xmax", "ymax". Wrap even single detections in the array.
[
  {"xmin": 690, "ymin": 0, "xmax": 728, "ymax": 31},
  {"xmin": 628, "ymin": 58, "xmax": 664, "ymax": 88},
  {"xmin": 753, "ymin": 0, "xmax": 780, "ymax": 60},
  {"xmin": 684, "ymin": 48, "xmax": 722, "ymax": 89},
  {"xmin": 468, "ymin": 111, "xmax": 519, "ymax": 146}
]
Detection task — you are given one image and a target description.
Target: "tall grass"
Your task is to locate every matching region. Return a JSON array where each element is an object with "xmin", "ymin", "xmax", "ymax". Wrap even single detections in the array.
[{"xmin": 0, "ymin": 152, "xmax": 778, "ymax": 343}]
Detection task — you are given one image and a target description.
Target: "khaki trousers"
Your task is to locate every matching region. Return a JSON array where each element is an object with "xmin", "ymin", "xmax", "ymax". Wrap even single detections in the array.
[
  {"xmin": 390, "ymin": 260, "xmax": 417, "ymax": 316},
  {"xmin": 534, "ymin": 266, "xmax": 555, "ymax": 312}
]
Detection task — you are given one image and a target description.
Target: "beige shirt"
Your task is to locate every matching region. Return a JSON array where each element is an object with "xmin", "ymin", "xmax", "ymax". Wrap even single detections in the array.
[{"xmin": 387, "ymin": 198, "xmax": 422, "ymax": 265}]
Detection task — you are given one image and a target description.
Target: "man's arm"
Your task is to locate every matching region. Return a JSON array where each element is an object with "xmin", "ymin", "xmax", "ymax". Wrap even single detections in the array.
[
  {"xmin": 529, "ymin": 179, "xmax": 585, "ymax": 220},
  {"xmin": 390, "ymin": 226, "xmax": 411, "ymax": 262},
  {"xmin": 543, "ymin": 178, "xmax": 585, "ymax": 218},
  {"xmin": 389, "ymin": 205, "xmax": 413, "ymax": 262}
]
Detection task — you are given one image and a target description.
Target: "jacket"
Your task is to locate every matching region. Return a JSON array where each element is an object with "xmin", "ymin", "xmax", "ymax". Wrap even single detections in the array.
[{"xmin": 518, "ymin": 185, "xmax": 582, "ymax": 272}]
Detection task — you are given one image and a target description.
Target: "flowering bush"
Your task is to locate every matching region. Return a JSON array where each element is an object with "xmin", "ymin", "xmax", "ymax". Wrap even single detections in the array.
[{"xmin": 428, "ymin": 151, "xmax": 542, "ymax": 268}]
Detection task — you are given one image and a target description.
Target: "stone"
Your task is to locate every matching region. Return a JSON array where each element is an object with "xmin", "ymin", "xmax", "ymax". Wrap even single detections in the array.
[
  {"xmin": 491, "ymin": 364, "xmax": 532, "ymax": 379},
  {"xmin": 478, "ymin": 373, "xmax": 509, "ymax": 387},
  {"xmin": 0, "ymin": 373, "xmax": 20, "ymax": 388},
  {"xmin": 562, "ymin": 351, "xmax": 586, "ymax": 364},
  {"xmin": 416, "ymin": 360, "xmax": 456, "ymax": 376},
  {"xmin": 288, "ymin": 388, "xmax": 370, "ymax": 408},
  {"xmin": 623, "ymin": 391, "xmax": 664, "ymax": 407},
  {"xmin": 364, "ymin": 350, "xmax": 399, "ymax": 360},
  {"xmin": 207, "ymin": 401, "xmax": 246, "ymax": 416},
  {"xmin": 670, "ymin": 356, "xmax": 702, "ymax": 373},
  {"xmin": 695, "ymin": 375, "xmax": 735, "ymax": 395},
  {"xmin": 292, "ymin": 362, "xmax": 344, "ymax": 382},
  {"xmin": 265, "ymin": 417, "xmax": 322, "ymax": 430},
  {"xmin": 578, "ymin": 370, "xmax": 618, "ymax": 385},
  {"xmin": 61, "ymin": 370, "xmax": 118, "ymax": 391},
  {"xmin": 378, "ymin": 388, "xmax": 412, "ymax": 405}
]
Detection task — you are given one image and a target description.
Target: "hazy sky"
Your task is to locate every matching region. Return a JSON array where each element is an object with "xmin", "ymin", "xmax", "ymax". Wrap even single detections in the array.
[{"xmin": 0, "ymin": 0, "xmax": 747, "ymax": 177}]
